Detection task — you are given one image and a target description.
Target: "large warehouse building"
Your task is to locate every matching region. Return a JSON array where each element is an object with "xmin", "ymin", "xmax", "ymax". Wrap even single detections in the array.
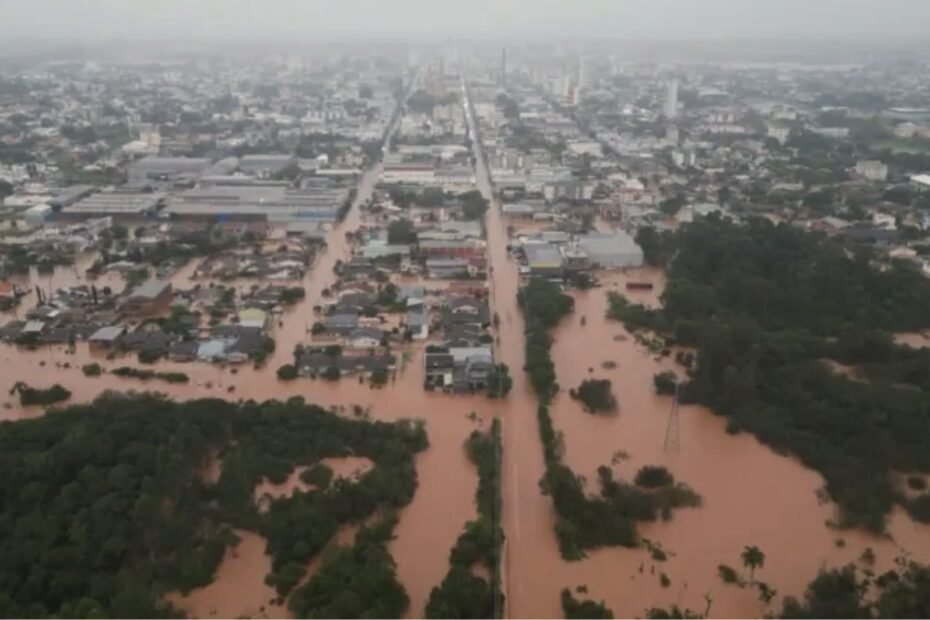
[{"xmin": 577, "ymin": 231, "xmax": 644, "ymax": 269}]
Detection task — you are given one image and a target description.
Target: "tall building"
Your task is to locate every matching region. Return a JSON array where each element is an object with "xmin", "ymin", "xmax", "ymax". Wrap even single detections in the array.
[
  {"xmin": 500, "ymin": 48, "xmax": 507, "ymax": 87},
  {"xmin": 574, "ymin": 54, "xmax": 587, "ymax": 104},
  {"xmin": 665, "ymin": 80, "xmax": 679, "ymax": 119}
]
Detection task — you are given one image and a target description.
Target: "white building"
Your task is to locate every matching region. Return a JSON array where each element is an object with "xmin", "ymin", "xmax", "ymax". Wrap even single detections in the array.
[
  {"xmin": 909, "ymin": 174, "xmax": 930, "ymax": 192},
  {"xmin": 664, "ymin": 80, "xmax": 679, "ymax": 119},
  {"xmin": 767, "ymin": 125, "xmax": 791, "ymax": 145},
  {"xmin": 577, "ymin": 232, "xmax": 644, "ymax": 269},
  {"xmin": 855, "ymin": 160, "xmax": 889, "ymax": 182}
]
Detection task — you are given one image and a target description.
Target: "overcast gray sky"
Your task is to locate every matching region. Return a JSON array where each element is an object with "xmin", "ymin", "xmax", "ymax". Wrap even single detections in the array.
[{"xmin": 1, "ymin": 0, "xmax": 928, "ymax": 40}]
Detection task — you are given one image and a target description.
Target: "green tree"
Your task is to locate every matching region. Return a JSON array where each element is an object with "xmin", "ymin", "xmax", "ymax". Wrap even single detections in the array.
[
  {"xmin": 781, "ymin": 565, "xmax": 869, "ymax": 619},
  {"xmin": 387, "ymin": 219, "xmax": 417, "ymax": 245},
  {"xmin": 487, "ymin": 364, "xmax": 513, "ymax": 398},
  {"xmin": 740, "ymin": 545, "xmax": 765, "ymax": 582},
  {"xmin": 561, "ymin": 588, "xmax": 613, "ymax": 619},
  {"xmin": 653, "ymin": 371, "xmax": 678, "ymax": 396},
  {"xmin": 277, "ymin": 364, "xmax": 298, "ymax": 380}
]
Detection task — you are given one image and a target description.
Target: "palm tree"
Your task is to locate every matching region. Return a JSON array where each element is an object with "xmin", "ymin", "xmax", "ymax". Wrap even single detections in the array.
[{"xmin": 741, "ymin": 545, "xmax": 765, "ymax": 582}]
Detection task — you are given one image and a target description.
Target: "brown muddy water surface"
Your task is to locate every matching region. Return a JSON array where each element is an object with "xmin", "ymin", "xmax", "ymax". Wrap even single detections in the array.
[{"xmin": 6, "ymin": 98, "xmax": 930, "ymax": 620}]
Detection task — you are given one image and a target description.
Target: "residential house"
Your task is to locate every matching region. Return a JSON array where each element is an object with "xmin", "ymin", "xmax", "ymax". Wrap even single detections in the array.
[
  {"xmin": 168, "ymin": 341, "xmax": 199, "ymax": 362},
  {"xmin": 198, "ymin": 340, "xmax": 228, "ymax": 362},
  {"xmin": 238, "ymin": 307, "xmax": 269, "ymax": 330},
  {"xmin": 424, "ymin": 349, "xmax": 455, "ymax": 387},
  {"xmin": 323, "ymin": 313, "xmax": 359, "ymax": 336},
  {"xmin": 427, "ymin": 258, "xmax": 470, "ymax": 279},
  {"xmin": 127, "ymin": 280, "xmax": 173, "ymax": 315},
  {"xmin": 345, "ymin": 326, "xmax": 385, "ymax": 349},
  {"xmin": 419, "ymin": 239, "xmax": 485, "ymax": 259},
  {"xmin": 405, "ymin": 307, "xmax": 429, "ymax": 340},
  {"xmin": 88, "ymin": 325, "xmax": 125, "ymax": 348}
]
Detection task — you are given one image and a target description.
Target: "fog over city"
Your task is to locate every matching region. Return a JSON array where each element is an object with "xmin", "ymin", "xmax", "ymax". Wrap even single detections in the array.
[{"xmin": 2, "ymin": 0, "xmax": 930, "ymax": 40}]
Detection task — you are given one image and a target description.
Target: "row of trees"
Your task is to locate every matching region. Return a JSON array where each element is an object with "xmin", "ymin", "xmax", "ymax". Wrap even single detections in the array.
[
  {"xmin": 609, "ymin": 215, "xmax": 930, "ymax": 531},
  {"xmin": 0, "ymin": 392, "xmax": 428, "ymax": 617},
  {"xmin": 425, "ymin": 420, "xmax": 504, "ymax": 618}
]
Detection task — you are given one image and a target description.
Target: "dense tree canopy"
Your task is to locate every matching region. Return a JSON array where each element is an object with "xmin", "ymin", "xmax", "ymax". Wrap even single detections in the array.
[
  {"xmin": 0, "ymin": 393, "xmax": 427, "ymax": 618},
  {"xmin": 387, "ymin": 218, "xmax": 417, "ymax": 245},
  {"xmin": 608, "ymin": 215, "xmax": 930, "ymax": 531}
]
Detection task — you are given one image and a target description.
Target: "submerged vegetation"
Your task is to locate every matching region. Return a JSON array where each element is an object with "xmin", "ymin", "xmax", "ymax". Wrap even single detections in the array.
[
  {"xmin": 426, "ymin": 419, "xmax": 504, "ymax": 619},
  {"xmin": 0, "ymin": 392, "xmax": 427, "ymax": 617},
  {"xmin": 561, "ymin": 588, "xmax": 614, "ymax": 619},
  {"xmin": 9, "ymin": 382, "xmax": 71, "ymax": 406},
  {"xmin": 518, "ymin": 278, "xmax": 700, "ymax": 560},
  {"xmin": 781, "ymin": 560, "xmax": 930, "ymax": 618},
  {"xmin": 111, "ymin": 366, "xmax": 190, "ymax": 384},
  {"xmin": 570, "ymin": 378, "xmax": 618, "ymax": 414},
  {"xmin": 609, "ymin": 216, "xmax": 930, "ymax": 532}
]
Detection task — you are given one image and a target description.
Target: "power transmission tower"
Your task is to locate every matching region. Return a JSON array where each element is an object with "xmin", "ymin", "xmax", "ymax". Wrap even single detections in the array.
[{"xmin": 663, "ymin": 384, "xmax": 680, "ymax": 452}]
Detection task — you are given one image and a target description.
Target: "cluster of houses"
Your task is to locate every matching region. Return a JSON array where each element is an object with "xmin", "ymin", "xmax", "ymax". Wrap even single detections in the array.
[
  {"xmin": 194, "ymin": 242, "xmax": 318, "ymax": 281},
  {"xmin": 0, "ymin": 277, "xmax": 288, "ymax": 367}
]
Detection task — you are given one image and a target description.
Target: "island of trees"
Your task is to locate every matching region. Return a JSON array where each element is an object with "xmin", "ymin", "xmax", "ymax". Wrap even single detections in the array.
[
  {"xmin": 0, "ymin": 392, "xmax": 427, "ymax": 618},
  {"xmin": 570, "ymin": 378, "xmax": 618, "ymax": 414},
  {"xmin": 613, "ymin": 215, "xmax": 930, "ymax": 531}
]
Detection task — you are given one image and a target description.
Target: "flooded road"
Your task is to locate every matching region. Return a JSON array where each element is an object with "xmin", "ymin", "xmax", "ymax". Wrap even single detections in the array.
[
  {"xmin": 462, "ymin": 80, "xmax": 930, "ymax": 618},
  {"xmin": 0, "ymin": 89, "xmax": 489, "ymax": 618}
]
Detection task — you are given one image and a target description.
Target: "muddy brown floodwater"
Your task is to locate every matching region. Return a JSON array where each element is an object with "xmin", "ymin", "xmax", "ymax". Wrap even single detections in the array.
[
  {"xmin": 460, "ymin": 84, "xmax": 930, "ymax": 619},
  {"xmin": 166, "ymin": 530, "xmax": 286, "ymax": 619},
  {"xmin": 253, "ymin": 457, "xmax": 374, "ymax": 511},
  {"xmin": 8, "ymin": 83, "xmax": 930, "ymax": 620}
]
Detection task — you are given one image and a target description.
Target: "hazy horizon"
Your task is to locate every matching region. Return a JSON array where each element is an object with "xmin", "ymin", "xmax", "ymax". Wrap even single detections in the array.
[{"xmin": 2, "ymin": 0, "xmax": 930, "ymax": 41}]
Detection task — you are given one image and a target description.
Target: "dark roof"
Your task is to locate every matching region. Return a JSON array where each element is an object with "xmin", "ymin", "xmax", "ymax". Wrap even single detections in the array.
[
  {"xmin": 169, "ymin": 341, "xmax": 199, "ymax": 356},
  {"xmin": 348, "ymin": 327, "xmax": 384, "ymax": 341},
  {"xmin": 227, "ymin": 332, "xmax": 265, "ymax": 355},
  {"xmin": 298, "ymin": 352, "xmax": 395, "ymax": 372},
  {"xmin": 339, "ymin": 292, "xmax": 376, "ymax": 307},
  {"xmin": 425, "ymin": 353, "xmax": 454, "ymax": 370},
  {"xmin": 324, "ymin": 314, "xmax": 359, "ymax": 328},
  {"xmin": 0, "ymin": 320, "xmax": 25, "ymax": 340},
  {"xmin": 212, "ymin": 325, "xmax": 263, "ymax": 339}
]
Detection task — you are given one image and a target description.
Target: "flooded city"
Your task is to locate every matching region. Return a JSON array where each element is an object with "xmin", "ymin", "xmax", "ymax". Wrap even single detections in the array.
[{"xmin": 4, "ymin": 23, "xmax": 930, "ymax": 620}]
